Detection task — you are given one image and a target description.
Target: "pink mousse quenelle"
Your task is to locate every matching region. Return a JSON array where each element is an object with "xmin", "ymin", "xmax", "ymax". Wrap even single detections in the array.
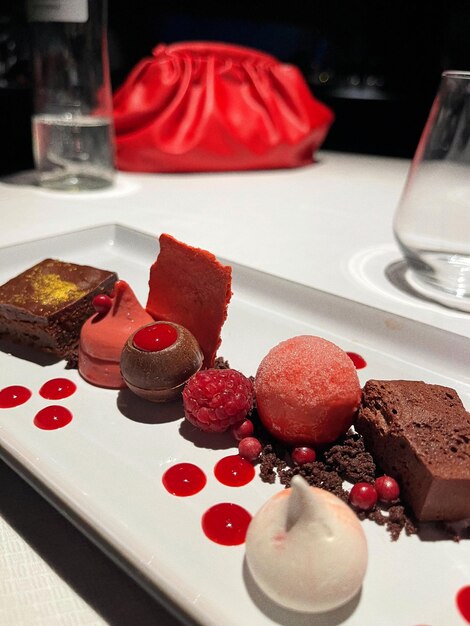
[{"xmin": 78, "ymin": 280, "xmax": 153, "ymax": 388}]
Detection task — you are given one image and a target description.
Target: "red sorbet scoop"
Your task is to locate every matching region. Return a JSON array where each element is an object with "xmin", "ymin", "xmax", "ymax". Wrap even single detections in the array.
[
  {"xmin": 255, "ymin": 335, "xmax": 362, "ymax": 446},
  {"xmin": 146, "ymin": 234, "xmax": 232, "ymax": 368}
]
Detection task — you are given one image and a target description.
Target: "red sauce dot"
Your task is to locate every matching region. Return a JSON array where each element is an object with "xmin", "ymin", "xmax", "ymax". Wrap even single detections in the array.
[
  {"xmin": 162, "ymin": 463, "xmax": 207, "ymax": 496},
  {"xmin": 457, "ymin": 586, "xmax": 470, "ymax": 623},
  {"xmin": 34, "ymin": 406, "xmax": 73, "ymax": 430},
  {"xmin": 0, "ymin": 385, "xmax": 32, "ymax": 408},
  {"xmin": 39, "ymin": 378, "xmax": 77, "ymax": 400},
  {"xmin": 347, "ymin": 352, "xmax": 367, "ymax": 369},
  {"xmin": 133, "ymin": 323, "xmax": 178, "ymax": 352},
  {"xmin": 214, "ymin": 454, "xmax": 255, "ymax": 487},
  {"xmin": 202, "ymin": 503, "xmax": 252, "ymax": 545}
]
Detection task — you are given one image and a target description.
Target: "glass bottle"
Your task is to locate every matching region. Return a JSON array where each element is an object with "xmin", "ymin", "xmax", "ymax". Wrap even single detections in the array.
[{"xmin": 27, "ymin": 0, "xmax": 115, "ymax": 191}]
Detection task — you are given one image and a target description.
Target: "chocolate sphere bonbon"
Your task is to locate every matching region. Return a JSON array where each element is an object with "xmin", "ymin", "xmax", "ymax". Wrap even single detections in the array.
[{"xmin": 120, "ymin": 321, "xmax": 203, "ymax": 402}]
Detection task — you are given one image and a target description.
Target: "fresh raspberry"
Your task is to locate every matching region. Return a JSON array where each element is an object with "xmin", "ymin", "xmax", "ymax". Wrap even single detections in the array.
[{"xmin": 182, "ymin": 369, "xmax": 253, "ymax": 433}]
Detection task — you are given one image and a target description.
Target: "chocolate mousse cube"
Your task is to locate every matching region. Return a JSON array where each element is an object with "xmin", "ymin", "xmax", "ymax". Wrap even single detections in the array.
[
  {"xmin": 355, "ymin": 380, "xmax": 470, "ymax": 522},
  {"xmin": 0, "ymin": 258, "xmax": 117, "ymax": 359}
]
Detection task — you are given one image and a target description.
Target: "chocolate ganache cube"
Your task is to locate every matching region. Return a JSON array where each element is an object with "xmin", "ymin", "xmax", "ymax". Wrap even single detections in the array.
[
  {"xmin": 0, "ymin": 258, "xmax": 117, "ymax": 358},
  {"xmin": 355, "ymin": 380, "xmax": 470, "ymax": 522}
]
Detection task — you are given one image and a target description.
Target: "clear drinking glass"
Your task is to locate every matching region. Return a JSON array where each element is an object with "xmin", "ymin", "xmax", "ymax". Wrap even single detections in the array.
[
  {"xmin": 393, "ymin": 70, "xmax": 470, "ymax": 310},
  {"xmin": 28, "ymin": 0, "xmax": 115, "ymax": 191}
]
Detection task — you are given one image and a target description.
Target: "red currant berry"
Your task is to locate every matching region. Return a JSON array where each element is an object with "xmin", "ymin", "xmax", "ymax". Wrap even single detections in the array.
[
  {"xmin": 375, "ymin": 475, "xmax": 400, "ymax": 502},
  {"xmin": 291, "ymin": 446, "xmax": 316, "ymax": 465},
  {"xmin": 349, "ymin": 482, "xmax": 378, "ymax": 511},
  {"xmin": 231, "ymin": 419, "xmax": 254, "ymax": 441},
  {"xmin": 238, "ymin": 437, "xmax": 262, "ymax": 462},
  {"xmin": 92, "ymin": 294, "xmax": 112, "ymax": 314}
]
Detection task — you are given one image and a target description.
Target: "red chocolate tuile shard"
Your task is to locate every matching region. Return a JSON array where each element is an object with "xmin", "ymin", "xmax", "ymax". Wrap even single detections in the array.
[
  {"xmin": 355, "ymin": 380, "xmax": 470, "ymax": 522},
  {"xmin": 146, "ymin": 234, "xmax": 232, "ymax": 368}
]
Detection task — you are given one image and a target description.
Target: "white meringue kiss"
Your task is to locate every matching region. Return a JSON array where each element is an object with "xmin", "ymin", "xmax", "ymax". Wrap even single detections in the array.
[{"xmin": 245, "ymin": 476, "xmax": 368, "ymax": 613}]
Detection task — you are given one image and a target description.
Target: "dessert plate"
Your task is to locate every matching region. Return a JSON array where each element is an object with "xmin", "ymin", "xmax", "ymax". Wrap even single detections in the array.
[{"xmin": 0, "ymin": 224, "xmax": 469, "ymax": 626}]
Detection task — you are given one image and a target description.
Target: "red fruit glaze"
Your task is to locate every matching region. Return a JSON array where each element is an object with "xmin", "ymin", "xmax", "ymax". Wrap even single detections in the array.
[
  {"xmin": 349, "ymin": 482, "xmax": 378, "ymax": 511},
  {"xmin": 214, "ymin": 454, "xmax": 255, "ymax": 486},
  {"xmin": 162, "ymin": 463, "xmax": 207, "ymax": 496},
  {"xmin": 375, "ymin": 475, "xmax": 400, "ymax": 502},
  {"xmin": 457, "ymin": 586, "xmax": 470, "ymax": 623},
  {"xmin": 34, "ymin": 405, "xmax": 73, "ymax": 430},
  {"xmin": 231, "ymin": 419, "xmax": 254, "ymax": 441},
  {"xmin": 133, "ymin": 323, "xmax": 178, "ymax": 352},
  {"xmin": 292, "ymin": 446, "xmax": 316, "ymax": 465},
  {"xmin": 39, "ymin": 378, "xmax": 77, "ymax": 400},
  {"xmin": 0, "ymin": 385, "xmax": 32, "ymax": 408},
  {"xmin": 201, "ymin": 503, "xmax": 252, "ymax": 545},
  {"xmin": 346, "ymin": 352, "xmax": 367, "ymax": 369},
  {"xmin": 238, "ymin": 437, "xmax": 262, "ymax": 462},
  {"xmin": 92, "ymin": 294, "xmax": 113, "ymax": 314}
]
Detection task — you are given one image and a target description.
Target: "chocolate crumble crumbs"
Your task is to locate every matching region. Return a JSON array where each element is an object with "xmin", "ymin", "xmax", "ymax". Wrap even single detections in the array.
[
  {"xmin": 324, "ymin": 434, "xmax": 376, "ymax": 485},
  {"xmin": 214, "ymin": 356, "xmax": 230, "ymax": 370},
  {"xmin": 254, "ymin": 414, "xmax": 417, "ymax": 541},
  {"xmin": 364, "ymin": 505, "xmax": 417, "ymax": 541}
]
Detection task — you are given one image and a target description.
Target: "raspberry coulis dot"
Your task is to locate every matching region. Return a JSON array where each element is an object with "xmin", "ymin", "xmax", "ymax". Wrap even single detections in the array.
[
  {"xmin": 457, "ymin": 586, "xmax": 470, "ymax": 623},
  {"xmin": 201, "ymin": 503, "xmax": 252, "ymax": 545},
  {"xmin": 214, "ymin": 454, "xmax": 255, "ymax": 486},
  {"xmin": 162, "ymin": 462, "xmax": 207, "ymax": 496},
  {"xmin": 0, "ymin": 385, "xmax": 32, "ymax": 408},
  {"xmin": 34, "ymin": 405, "xmax": 73, "ymax": 430},
  {"xmin": 133, "ymin": 323, "xmax": 178, "ymax": 352},
  {"xmin": 346, "ymin": 352, "xmax": 367, "ymax": 369},
  {"xmin": 39, "ymin": 378, "xmax": 77, "ymax": 400}
]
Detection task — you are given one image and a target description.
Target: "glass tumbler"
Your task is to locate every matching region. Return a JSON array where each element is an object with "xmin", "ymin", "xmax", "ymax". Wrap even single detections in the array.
[
  {"xmin": 393, "ymin": 70, "xmax": 470, "ymax": 310},
  {"xmin": 28, "ymin": 0, "xmax": 115, "ymax": 191}
]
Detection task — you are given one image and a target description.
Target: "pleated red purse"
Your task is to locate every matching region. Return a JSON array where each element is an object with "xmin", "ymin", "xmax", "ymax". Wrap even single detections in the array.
[{"xmin": 113, "ymin": 42, "xmax": 334, "ymax": 172}]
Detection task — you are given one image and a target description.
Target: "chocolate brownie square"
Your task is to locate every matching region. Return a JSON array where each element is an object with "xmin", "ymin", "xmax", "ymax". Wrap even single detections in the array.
[
  {"xmin": 0, "ymin": 258, "xmax": 117, "ymax": 359},
  {"xmin": 355, "ymin": 380, "xmax": 470, "ymax": 522}
]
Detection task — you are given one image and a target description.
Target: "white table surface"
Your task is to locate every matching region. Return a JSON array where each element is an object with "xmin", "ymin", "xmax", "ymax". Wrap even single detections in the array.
[{"xmin": 0, "ymin": 151, "xmax": 468, "ymax": 625}]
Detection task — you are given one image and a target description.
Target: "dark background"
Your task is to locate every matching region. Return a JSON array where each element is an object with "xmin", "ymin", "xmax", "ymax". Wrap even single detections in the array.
[{"xmin": 2, "ymin": 0, "xmax": 470, "ymax": 175}]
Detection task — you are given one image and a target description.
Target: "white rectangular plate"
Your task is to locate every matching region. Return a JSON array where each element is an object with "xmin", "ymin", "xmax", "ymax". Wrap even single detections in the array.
[{"xmin": 0, "ymin": 224, "xmax": 469, "ymax": 626}]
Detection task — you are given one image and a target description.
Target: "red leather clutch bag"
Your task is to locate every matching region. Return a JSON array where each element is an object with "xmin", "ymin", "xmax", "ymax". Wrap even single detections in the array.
[{"xmin": 113, "ymin": 42, "xmax": 334, "ymax": 172}]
